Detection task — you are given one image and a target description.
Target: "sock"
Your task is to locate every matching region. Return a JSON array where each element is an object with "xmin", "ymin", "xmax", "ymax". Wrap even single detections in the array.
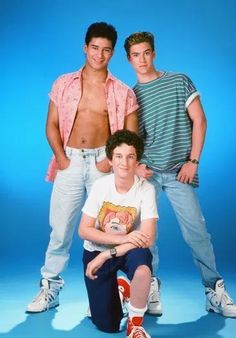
[{"xmin": 128, "ymin": 302, "xmax": 147, "ymax": 325}]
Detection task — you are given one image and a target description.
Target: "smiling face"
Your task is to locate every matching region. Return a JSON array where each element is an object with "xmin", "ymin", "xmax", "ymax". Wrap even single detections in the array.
[
  {"xmin": 84, "ymin": 37, "xmax": 114, "ymax": 71},
  {"xmin": 109, "ymin": 143, "xmax": 139, "ymax": 180},
  {"xmin": 128, "ymin": 41, "xmax": 155, "ymax": 77}
]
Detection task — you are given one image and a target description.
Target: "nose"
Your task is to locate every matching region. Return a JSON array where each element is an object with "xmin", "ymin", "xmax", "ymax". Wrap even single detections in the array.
[
  {"xmin": 97, "ymin": 48, "xmax": 104, "ymax": 58},
  {"xmin": 120, "ymin": 157, "xmax": 128, "ymax": 166},
  {"xmin": 139, "ymin": 53, "xmax": 145, "ymax": 63}
]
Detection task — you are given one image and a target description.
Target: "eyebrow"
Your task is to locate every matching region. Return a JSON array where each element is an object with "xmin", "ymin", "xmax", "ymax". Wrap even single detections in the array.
[
  {"xmin": 131, "ymin": 48, "xmax": 152, "ymax": 54},
  {"xmin": 114, "ymin": 152, "xmax": 136, "ymax": 156},
  {"xmin": 90, "ymin": 44, "xmax": 112, "ymax": 50}
]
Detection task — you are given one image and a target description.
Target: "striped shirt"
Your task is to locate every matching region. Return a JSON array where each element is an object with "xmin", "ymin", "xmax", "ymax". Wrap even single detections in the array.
[{"xmin": 134, "ymin": 72, "xmax": 200, "ymax": 186}]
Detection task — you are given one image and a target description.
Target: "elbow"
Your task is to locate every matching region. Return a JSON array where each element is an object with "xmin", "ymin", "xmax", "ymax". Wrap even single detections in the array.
[
  {"xmin": 147, "ymin": 235, "xmax": 156, "ymax": 248},
  {"xmin": 202, "ymin": 115, "xmax": 207, "ymax": 132},
  {"xmin": 78, "ymin": 227, "xmax": 85, "ymax": 240}
]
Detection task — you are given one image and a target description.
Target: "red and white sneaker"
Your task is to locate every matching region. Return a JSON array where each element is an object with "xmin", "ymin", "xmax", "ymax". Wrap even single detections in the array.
[
  {"xmin": 126, "ymin": 317, "xmax": 151, "ymax": 338},
  {"xmin": 117, "ymin": 276, "xmax": 130, "ymax": 316}
]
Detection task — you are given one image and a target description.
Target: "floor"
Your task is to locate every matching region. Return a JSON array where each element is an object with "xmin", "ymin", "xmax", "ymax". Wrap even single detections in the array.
[{"xmin": 1, "ymin": 263, "xmax": 236, "ymax": 338}]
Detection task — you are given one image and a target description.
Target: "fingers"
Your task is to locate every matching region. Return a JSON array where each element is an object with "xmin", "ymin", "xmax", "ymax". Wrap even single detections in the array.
[
  {"xmin": 128, "ymin": 231, "xmax": 149, "ymax": 247},
  {"xmin": 136, "ymin": 164, "xmax": 154, "ymax": 179},
  {"xmin": 86, "ymin": 264, "xmax": 98, "ymax": 280}
]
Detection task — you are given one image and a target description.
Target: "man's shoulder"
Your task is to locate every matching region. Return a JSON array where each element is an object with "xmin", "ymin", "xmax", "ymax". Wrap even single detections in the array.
[
  {"xmin": 165, "ymin": 71, "xmax": 192, "ymax": 83},
  {"xmin": 135, "ymin": 176, "xmax": 155, "ymax": 191},
  {"xmin": 93, "ymin": 173, "xmax": 114, "ymax": 187},
  {"xmin": 108, "ymin": 71, "xmax": 133, "ymax": 91},
  {"xmin": 53, "ymin": 69, "xmax": 82, "ymax": 86}
]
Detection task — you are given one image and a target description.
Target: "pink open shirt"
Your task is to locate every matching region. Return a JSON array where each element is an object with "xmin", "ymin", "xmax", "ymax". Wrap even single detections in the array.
[{"xmin": 46, "ymin": 68, "xmax": 139, "ymax": 181}]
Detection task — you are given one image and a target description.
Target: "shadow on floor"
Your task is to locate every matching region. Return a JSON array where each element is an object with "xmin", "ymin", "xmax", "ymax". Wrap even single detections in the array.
[{"xmin": 0, "ymin": 309, "xmax": 226, "ymax": 338}]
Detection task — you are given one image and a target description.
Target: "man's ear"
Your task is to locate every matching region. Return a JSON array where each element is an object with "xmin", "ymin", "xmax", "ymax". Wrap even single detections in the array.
[
  {"xmin": 83, "ymin": 44, "xmax": 87, "ymax": 54},
  {"xmin": 108, "ymin": 159, "xmax": 112, "ymax": 167}
]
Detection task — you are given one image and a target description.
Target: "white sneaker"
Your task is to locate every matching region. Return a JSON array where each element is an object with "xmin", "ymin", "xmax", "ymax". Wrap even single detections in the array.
[
  {"xmin": 147, "ymin": 277, "xmax": 162, "ymax": 316},
  {"xmin": 26, "ymin": 279, "xmax": 60, "ymax": 313},
  {"xmin": 205, "ymin": 279, "xmax": 236, "ymax": 317}
]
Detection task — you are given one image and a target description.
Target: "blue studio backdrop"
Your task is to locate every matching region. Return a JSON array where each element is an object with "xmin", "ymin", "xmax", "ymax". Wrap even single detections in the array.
[{"xmin": 1, "ymin": 0, "xmax": 236, "ymax": 276}]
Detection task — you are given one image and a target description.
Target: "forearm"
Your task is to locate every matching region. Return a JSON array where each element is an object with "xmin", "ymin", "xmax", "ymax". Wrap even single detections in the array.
[
  {"xmin": 190, "ymin": 116, "xmax": 207, "ymax": 160},
  {"xmin": 99, "ymin": 242, "xmax": 138, "ymax": 262},
  {"xmin": 79, "ymin": 226, "xmax": 126, "ymax": 246},
  {"xmin": 46, "ymin": 123, "xmax": 67, "ymax": 163}
]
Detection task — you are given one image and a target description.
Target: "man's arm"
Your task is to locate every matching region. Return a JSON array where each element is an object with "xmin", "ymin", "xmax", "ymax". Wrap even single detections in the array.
[
  {"xmin": 124, "ymin": 111, "xmax": 138, "ymax": 133},
  {"xmin": 79, "ymin": 213, "xmax": 150, "ymax": 247},
  {"xmin": 83, "ymin": 217, "xmax": 157, "ymax": 280},
  {"xmin": 46, "ymin": 100, "xmax": 70, "ymax": 170},
  {"xmin": 177, "ymin": 96, "xmax": 207, "ymax": 184}
]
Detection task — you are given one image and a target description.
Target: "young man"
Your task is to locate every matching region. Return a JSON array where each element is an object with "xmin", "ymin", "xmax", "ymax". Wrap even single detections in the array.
[
  {"xmin": 124, "ymin": 32, "xmax": 236, "ymax": 318},
  {"xmin": 79, "ymin": 130, "xmax": 158, "ymax": 338},
  {"xmin": 26, "ymin": 22, "xmax": 138, "ymax": 313}
]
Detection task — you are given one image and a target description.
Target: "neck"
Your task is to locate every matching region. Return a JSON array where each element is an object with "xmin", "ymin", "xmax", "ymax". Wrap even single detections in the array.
[
  {"xmin": 83, "ymin": 65, "xmax": 108, "ymax": 83},
  {"xmin": 115, "ymin": 177, "xmax": 135, "ymax": 194},
  {"xmin": 137, "ymin": 69, "xmax": 162, "ymax": 84}
]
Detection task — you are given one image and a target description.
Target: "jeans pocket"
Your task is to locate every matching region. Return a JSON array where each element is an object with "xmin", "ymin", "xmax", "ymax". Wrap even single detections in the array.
[{"xmin": 95, "ymin": 147, "xmax": 106, "ymax": 164}]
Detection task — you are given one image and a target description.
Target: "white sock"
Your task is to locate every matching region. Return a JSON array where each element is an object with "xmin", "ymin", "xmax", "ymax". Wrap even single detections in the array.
[{"xmin": 128, "ymin": 302, "xmax": 147, "ymax": 319}]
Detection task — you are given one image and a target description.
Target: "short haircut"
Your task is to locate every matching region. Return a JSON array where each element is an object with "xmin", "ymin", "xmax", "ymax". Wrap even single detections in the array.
[
  {"xmin": 124, "ymin": 32, "xmax": 155, "ymax": 57},
  {"xmin": 85, "ymin": 22, "xmax": 117, "ymax": 49},
  {"xmin": 106, "ymin": 130, "xmax": 144, "ymax": 161}
]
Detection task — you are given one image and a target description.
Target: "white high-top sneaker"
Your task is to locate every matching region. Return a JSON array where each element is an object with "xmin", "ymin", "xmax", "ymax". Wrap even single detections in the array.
[
  {"xmin": 147, "ymin": 277, "xmax": 162, "ymax": 316},
  {"xmin": 26, "ymin": 279, "xmax": 60, "ymax": 313},
  {"xmin": 205, "ymin": 279, "xmax": 236, "ymax": 317}
]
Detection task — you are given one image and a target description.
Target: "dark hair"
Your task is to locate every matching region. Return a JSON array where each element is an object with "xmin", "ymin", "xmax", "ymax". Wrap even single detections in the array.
[
  {"xmin": 85, "ymin": 22, "xmax": 117, "ymax": 49},
  {"xmin": 124, "ymin": 32, "xmax": 155, "ymax": 56},
  {"xmin": 106, "ymin": 130, "xmax": 144, "ymax": 161}
]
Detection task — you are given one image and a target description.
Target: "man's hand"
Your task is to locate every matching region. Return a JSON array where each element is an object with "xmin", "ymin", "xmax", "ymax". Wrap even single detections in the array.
[
  {"xmin": 177, "ymin": 162, "xmax": 198, "ymax": 184},
  {"xmin": 86, "ymin": 252, "xmax": 108, "ymax": 280},
  {"xmin": 96, "ymin": 157, "xmax": 111, "ymax": 173},
  {"xmin": 136, "ymin": 164, "xmax": 153, "ymax": 179},
  {"xmin": 57, "ymin": 156, "xmax": 71, "ymax": 170},
  {"xmin": 122, "ymin": 230, "xmax": 150, "ymax": 248}
]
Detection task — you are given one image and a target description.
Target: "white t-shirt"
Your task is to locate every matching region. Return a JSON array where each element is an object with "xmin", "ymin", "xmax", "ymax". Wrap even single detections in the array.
[{"xmin": 82, "ymin": 174, "xmax": 158, "ymax": 252}]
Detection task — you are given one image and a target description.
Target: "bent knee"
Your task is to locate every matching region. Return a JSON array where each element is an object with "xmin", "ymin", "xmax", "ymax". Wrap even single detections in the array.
[{"xmin": 134, "ymin": 265, "xmax": 151, "ymax": 279}]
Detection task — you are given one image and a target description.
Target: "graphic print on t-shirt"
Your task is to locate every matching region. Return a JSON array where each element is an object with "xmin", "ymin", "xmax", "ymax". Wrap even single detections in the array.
[{"xmin": 98, "ymin": 201, "xmax": 137, "ymax": 234}]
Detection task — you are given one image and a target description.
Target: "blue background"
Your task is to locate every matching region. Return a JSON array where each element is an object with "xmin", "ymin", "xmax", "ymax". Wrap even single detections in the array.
[{"xmin": 1, "ymin": 0, "xmax": 236, "ymax": 275}]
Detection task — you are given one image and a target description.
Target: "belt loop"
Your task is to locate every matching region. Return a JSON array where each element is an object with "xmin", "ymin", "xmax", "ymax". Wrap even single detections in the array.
[{"xmin": 65, "ymin": 147, "xmax": 72, "ymax": 156}]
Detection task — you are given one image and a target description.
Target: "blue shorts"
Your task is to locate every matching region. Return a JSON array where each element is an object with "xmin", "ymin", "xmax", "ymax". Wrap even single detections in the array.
[{"xmin": 83, "ymin": 247, "xmax": 153, "ymax": 333}]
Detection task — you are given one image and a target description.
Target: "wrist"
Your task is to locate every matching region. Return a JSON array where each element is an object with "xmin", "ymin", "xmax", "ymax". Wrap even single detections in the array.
[
  {"xmin": 188, "ymin": 158, "xmax": 199, "ymax": 165},
  {"xmin": 109, "ymin": 247, "xmax": 117, "ymax": 258}
]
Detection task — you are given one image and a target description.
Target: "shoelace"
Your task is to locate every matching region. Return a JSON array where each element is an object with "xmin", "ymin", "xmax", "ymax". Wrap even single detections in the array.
[
  {"xmin": 222, "ymin": 291, "xmax": 234, "ymax": 305},
  {"xmin": 208, "ymin": 289, "xmax": 233, "ymax": 306},
  {"xmin": 130, "ymin": 326, "xmax": 148, "ymax": 338},
  {"xmin": 34, "ymin": 287, "xmax": 55, "ymax": 309},
  {"xmin": 149, "ymin": 282, "xmax": 159, "ymax": 302}
]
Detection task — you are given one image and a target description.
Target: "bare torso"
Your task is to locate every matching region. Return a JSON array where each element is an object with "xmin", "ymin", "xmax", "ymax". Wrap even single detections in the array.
[{"xmin": 67, "ymin": 73, "xmax": 110, "ymax": 149}]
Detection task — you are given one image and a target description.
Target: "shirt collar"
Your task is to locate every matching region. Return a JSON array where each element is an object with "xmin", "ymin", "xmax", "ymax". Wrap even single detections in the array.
[{"xmin": 72, "ymin": 67, "xmax": 116, "ymax": 84}]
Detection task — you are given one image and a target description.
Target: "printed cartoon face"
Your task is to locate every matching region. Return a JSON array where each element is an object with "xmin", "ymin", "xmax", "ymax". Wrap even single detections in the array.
[
  {"xmin": 103, "ymin": 211, "xmax": 133, "ymax": 234},
  {"xmin": 98, "ymin": 202, "xmax": 137, "ymax": 234}
]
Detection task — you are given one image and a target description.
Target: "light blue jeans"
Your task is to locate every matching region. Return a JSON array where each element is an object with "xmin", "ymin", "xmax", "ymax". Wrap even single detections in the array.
[
  {"xmin": 40, "ymin": 146, "xmax": 108, "ymax": 289},
  {"xmin": 150, "ymin": 172, "xmax": 221, "ymax": 288}
]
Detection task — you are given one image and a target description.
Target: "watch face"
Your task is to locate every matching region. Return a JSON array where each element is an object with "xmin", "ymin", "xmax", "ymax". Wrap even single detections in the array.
[{"xmin": 110, "ymin": 247, "xmax": 117, "ymax": 257}]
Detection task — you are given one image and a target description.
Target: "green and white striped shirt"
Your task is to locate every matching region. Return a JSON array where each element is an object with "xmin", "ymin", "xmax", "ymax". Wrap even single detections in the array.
[{"xmin": 134, "ymin": 72, "xmax": 200, "ymax": 185}]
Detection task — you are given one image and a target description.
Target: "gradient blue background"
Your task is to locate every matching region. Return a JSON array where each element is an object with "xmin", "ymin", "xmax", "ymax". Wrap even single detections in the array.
[{"xmin": 1, "ymin": 0, "xmax": 236, "ymax": 275}]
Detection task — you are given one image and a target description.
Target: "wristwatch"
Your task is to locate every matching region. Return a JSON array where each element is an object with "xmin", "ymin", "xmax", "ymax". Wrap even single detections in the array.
[
  {"xmin": 189, "ymin": 158, "xmax": 199, "ymax": 165},
  {"xmin": 110, "ymin": 247, "xmax": 117, "ymax": 258}
]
